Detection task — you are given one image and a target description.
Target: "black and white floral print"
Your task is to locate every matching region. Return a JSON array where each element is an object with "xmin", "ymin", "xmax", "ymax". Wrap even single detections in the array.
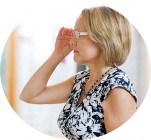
[{"xmin": 57, "ymin": 67, "xmax": 137, "ymax": 140}]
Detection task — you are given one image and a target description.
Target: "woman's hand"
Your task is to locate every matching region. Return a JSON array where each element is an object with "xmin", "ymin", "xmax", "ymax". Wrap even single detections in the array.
[{"xmin": 53, "ymin": 27, "xmax": 74, "ymax": 59}]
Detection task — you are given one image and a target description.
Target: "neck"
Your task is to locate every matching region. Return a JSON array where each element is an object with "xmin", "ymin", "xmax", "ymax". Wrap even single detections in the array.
[{"xmin": 86, "ymin": 60, "xmax": 112, "ymax": 83}]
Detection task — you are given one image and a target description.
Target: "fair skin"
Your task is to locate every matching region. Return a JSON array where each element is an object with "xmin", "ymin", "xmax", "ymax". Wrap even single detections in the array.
[{"xmin": 20, "ymin": 15, "xmax": 136, "ymax": 133}]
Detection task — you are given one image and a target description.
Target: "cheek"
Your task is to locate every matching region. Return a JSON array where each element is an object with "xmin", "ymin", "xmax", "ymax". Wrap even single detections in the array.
[
  {"xmin": 82, "ymin": 45, "xmax": 101, "ymax": 58},
  {"xmin": 78, "ymin": 38, "xmax": 101, "ymax": 53}
]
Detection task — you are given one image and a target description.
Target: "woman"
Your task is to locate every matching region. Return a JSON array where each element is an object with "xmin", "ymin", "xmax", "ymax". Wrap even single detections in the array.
[{"xmin": 20, "ymin": 6, "xmax": 137, "ymax": 140}]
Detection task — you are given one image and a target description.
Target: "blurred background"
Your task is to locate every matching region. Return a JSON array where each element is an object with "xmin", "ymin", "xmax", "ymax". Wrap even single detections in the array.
[{"xmin": 0, "ymin": 5, "xmax": 151, "ymax": 140}]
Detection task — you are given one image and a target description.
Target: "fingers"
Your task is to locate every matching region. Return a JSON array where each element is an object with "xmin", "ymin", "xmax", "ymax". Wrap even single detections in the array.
[
  {"xmin": 62, "ymin": 28, "xmax": 73, "ymax": 36},
  {"xmin": 57, "ymin": 27, "xmax": 64, "ymax": 36},
  {"xmin": 56, "ymin": 27, "xmax": 73, "ymax": 42},
  {"xmin": 58, "ymin": 27, "xmax": 73, "ymax": 36}
]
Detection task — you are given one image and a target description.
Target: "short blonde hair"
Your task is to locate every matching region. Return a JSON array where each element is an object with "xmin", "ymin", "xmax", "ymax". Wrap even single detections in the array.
[{"xmin": 81, "ymin": 6, "xmax": 132, "ymax": 66}]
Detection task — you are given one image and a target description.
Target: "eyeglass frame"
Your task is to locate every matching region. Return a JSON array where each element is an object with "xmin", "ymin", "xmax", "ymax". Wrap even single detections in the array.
[{"xmin": 74, "ymin": 30, "xmax": 88, "ymax": 39}]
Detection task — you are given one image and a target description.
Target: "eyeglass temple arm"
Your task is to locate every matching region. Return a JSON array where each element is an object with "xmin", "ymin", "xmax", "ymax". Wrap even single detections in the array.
[{"xmin": 79, "ymin": 32, "xmax": 88, "ymax": 35}]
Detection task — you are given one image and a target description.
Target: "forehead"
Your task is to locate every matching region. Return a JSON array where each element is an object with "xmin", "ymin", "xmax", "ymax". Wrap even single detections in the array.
[{"xmin": 74, "ymin": 15, "xmax": 86, "ymax": 31}]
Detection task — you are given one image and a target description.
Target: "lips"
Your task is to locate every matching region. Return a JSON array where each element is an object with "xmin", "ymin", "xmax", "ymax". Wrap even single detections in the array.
[{"xmin": 73, "ymin": 50, "xmax": 79, "ymax": 53}]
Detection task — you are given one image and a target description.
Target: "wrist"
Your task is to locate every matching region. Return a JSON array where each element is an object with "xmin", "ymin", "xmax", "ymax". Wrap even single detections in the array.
[{"xmin": 50, "ymin": 52, "xmax": 65, "ymax": 64}]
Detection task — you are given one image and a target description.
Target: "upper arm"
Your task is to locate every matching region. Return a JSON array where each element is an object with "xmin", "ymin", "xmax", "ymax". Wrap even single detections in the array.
[
  {"xmin": 102, "ymin": 88, "xmax": 137, "ymax": 133},
  {"xmin": 20, "ymin": 76, "xmax": 75, "ymax": 104}
]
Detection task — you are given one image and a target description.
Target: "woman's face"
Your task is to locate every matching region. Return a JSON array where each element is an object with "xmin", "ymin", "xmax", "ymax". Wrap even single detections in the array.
[{"xmin": 71, "ymin": 15, "xmax": 102, "ymax": 65}]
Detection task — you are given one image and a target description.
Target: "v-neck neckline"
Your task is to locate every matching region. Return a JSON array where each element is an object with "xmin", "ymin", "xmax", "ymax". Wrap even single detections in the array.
[{"xmin": 75, "ymin": 67, "xmax": 117, "ymax": 108}]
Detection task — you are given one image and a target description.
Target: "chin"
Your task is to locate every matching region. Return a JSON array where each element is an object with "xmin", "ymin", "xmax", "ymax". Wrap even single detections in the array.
[
  {"xmin": 73, "ymin": 56, "xmax": 87, "ymax": 65},
  {"xmin": 73, "ymin": 57, "xmax": 79, "ymax": 63},
  {"xmin": 74, "ymin": 56, "xmax": 81, "ymax": 63}
]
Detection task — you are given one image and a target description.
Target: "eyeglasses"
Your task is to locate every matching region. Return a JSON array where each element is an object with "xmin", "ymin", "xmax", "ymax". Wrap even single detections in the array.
[{"xmin": 74, "ymin": 30, "xmax": 88, "ymax": 39}]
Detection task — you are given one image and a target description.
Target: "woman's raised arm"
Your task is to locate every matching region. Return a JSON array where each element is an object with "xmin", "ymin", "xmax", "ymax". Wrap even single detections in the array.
[{"xmin": 20, "ymin": 27, "xmax": 74, "ymax": 104}]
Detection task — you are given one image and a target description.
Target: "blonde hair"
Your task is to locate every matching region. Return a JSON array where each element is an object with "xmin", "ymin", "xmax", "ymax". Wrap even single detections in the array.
[{"xmin": 81, "ymin": 6, "xmax": 132, "ymax": 66}]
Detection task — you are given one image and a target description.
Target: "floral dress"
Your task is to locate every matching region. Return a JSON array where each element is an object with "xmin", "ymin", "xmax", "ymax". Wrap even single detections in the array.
[{"xmin": 57, "ymin": 67, "xmax": 137, "ymax": 140}]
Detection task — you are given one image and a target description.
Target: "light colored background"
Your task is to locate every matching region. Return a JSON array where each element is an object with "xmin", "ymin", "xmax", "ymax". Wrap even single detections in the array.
[
  {"xmin": 0, "ymin": 0, "xmax": 151, "ymax": 140},
  {"xmin": 3, "ymin": 22, "xmax": 148, "ymax": 139}
]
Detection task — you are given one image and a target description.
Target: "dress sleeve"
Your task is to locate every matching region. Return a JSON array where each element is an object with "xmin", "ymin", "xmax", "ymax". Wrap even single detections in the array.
[{"xmin": 101, "ymin": 72, "xmax": 137, "ymax": 102}]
